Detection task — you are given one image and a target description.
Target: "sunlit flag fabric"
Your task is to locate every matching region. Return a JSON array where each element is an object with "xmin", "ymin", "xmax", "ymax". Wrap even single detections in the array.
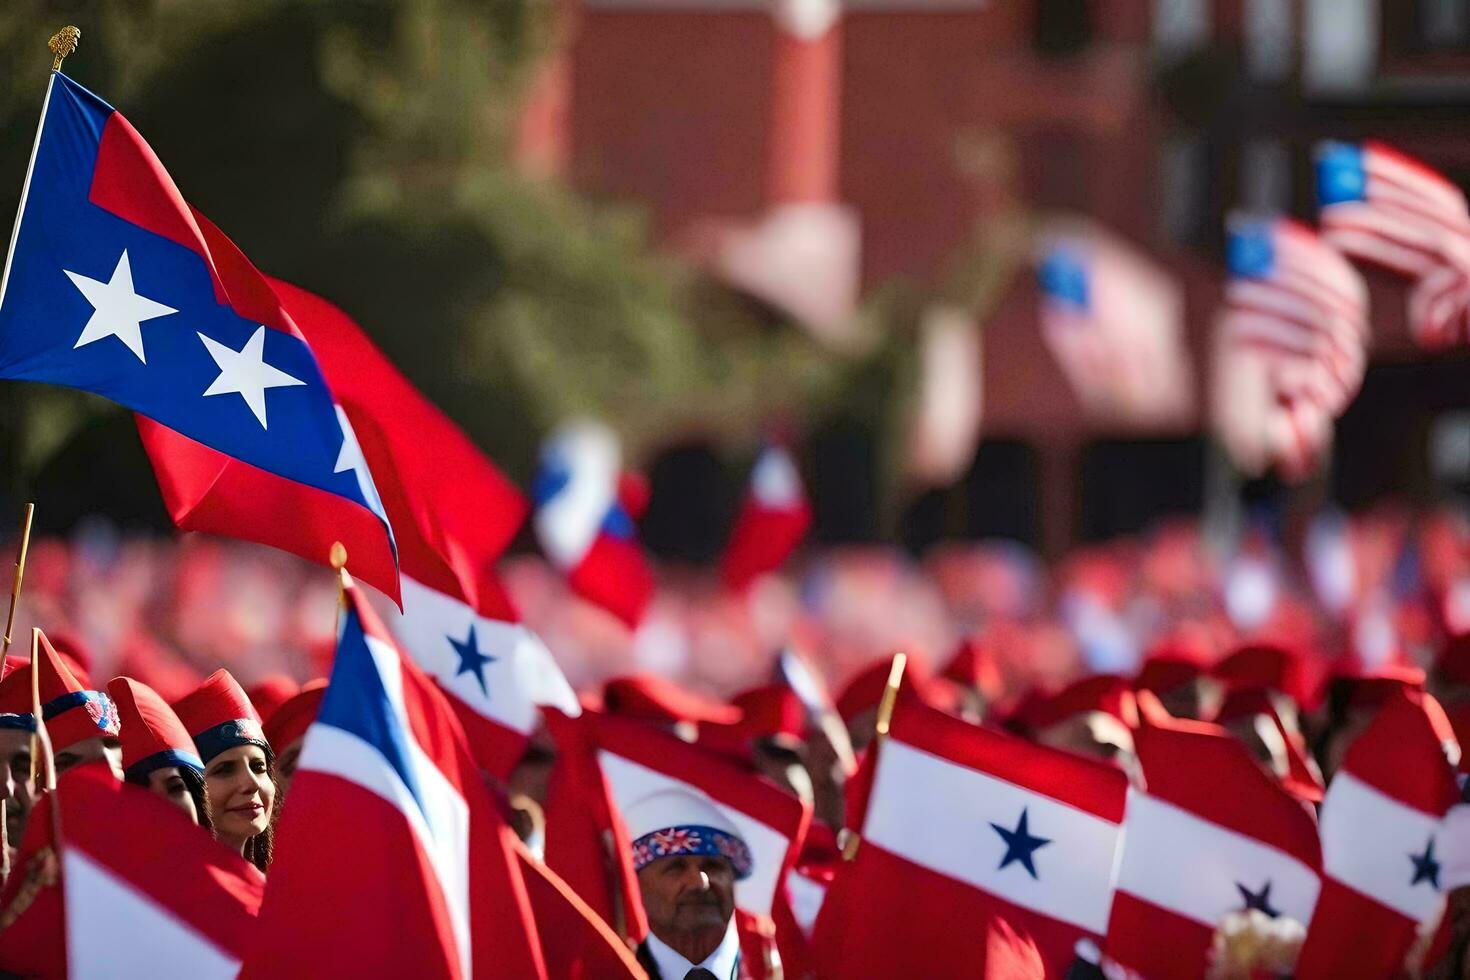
[
  {"xmin": 1215, "ymin": 215, "xmax": 1367, "ymax": 482},
  {"xmin": 0, "ymin": 72, "xmax": 394, "ymax": 586},
  {"xmin": 139, "ymin": 280, "xmax": 573, "ymax": 775},
  {"xmin": 0, "ymin": 763, "xmax": 264, "ymax": 979},
  {"xmin": 721, "ymin": 442, "xmax": 812, "ymax": 591},
  {"xmin": 1295, "ymin": 691, "xmax": 1460, "ymax": 979},
  {"xmin": 240, "ymin": 583, "xmax": 546, "ymax": 980},
  {"xmin": 532, "ymin": 420, "xmax": 654, "ymax": 627},
  {"xmin": 1317, "ymin": 140, "xmax": 1470, "ymax": 348},
  {"xmin": 812, "ymin": 700, "xmax": 1127, "ymax": 977},
  {"xmin": 1035, "ymin": 221, "xmax": 1193, "ymax": 428},
  {"xmin": 1105, "ymin": 715, "xmax": 1322, "ymax": 980}
]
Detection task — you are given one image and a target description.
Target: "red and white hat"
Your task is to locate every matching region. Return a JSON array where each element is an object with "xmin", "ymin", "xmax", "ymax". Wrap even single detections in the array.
[
  {"xmin": 172, "ymin": 669, "xmax": 268, "ymax": 764},
  {"xmin": 107, "ymin": 676, "xmax": 202, "ymax": 778},
  {"xmin": 602, "ymin": 675, "xmax": 741, "ymax": 726},
  {"xmin": 624, "ymin": 787, "xmax": 754, "ymax": 881},
  {"xmin": 0, "ymin": 630, "xmax": 118, "ymax": 752}
]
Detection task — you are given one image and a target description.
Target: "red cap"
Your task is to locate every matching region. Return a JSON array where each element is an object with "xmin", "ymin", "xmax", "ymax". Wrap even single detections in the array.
[
  {"xmin": 1010, "ymin": 674, "xmax": 1138, "ymax": 732},
  {"xmin": 248, "ymin": 675, "xmax": 300, "ymax": 723},
  {"xmin": 940, "ymin": 638, "xmax": 1003, "ymax": 700},
  {"xmin": 1324, "ymin": 662, "xmax": 1427, "ymax": 710},
  {"xmin": 107, "ymin": 676, "xmax": 202, "ymax": 777},
  {"xmin": 603, "ymin": 675, "xmax": 741, "ymax": 726},
  {"xmin": 730, "ymin": 685, "xmax": 806, "ymax": 744},
  {"xmin": 263, "ymin": 680, "xmax": 328, "ymax": 754},
  {"xmin": 172, "ymin": 669, "xmax": 267, "ymax": 764},
  {"xmin": 1135, "ymin": 635, "xmax": 1214, "ymax": 696},
  {"xmin": 1436, "ymin": 633, "xmax": 1470, "ymax": 687},
  {"xmin": 1213, "ymin": 642, "xmax": 1308, "ymax": 704},
  {"xmin": 835, "ymin": 654, "xmax": 930, "ymax": 724},
  {"xmin": 0, "ymin": 631, "xmax": 119, "ymax": 752}
]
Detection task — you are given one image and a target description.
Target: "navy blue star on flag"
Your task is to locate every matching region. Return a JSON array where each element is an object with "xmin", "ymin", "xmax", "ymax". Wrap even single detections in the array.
[
  {"xmin": 1236, "ymin": 880, "xmax": 1280, "ymax": 918},
  {"xmin": 448, "ymin": 623, "xmax": 496, "ymax": 698},
  {"xmin": 990, "ymin": 807, "xmax": 1051, "ymax": 880},
  {"xmin": 1410, "ymin": 837, "xmax": 1441, "ymax": 889}
]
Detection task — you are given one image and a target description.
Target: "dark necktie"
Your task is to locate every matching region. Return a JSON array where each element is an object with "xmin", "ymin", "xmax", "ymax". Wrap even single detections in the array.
[{"xmin": 684, "ymin": 970, "xmax": 719, "ymax": 980}]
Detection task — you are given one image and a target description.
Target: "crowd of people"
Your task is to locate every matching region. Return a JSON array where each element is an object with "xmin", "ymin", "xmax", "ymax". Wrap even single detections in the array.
[{"xmin": 2, "ymin": 502, "xmax": 1470, "ymax": 976}]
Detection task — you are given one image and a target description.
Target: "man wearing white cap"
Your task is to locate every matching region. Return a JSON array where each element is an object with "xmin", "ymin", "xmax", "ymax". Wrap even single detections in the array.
[{"xmin": 626, "ymin": 788, "xmax": 754, "ymax": 980}]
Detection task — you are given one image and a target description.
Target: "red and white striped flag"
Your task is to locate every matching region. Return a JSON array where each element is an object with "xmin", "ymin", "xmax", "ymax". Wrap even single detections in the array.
[
  {"xmin": 1106, "ymin": 714, "xmax": 1322, "ymax": 979},
  {"xmin": 1215, "ymin": 215, "xmax": 1367, "ymax": 481},
  {"xmin": 1318, "ymin": 140, "xmax": 1470, "ymax": 348},
  {"xmin": 1296, "ymin": 691, "xmax": 1460, "ymax": 979},
  {"xmin": 813, "ymin": 700, "xmax": 1128, "ymax": 976}
]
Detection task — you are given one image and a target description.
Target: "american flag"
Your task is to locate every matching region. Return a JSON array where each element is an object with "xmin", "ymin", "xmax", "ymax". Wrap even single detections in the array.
[
  {"xmin": 1035, "ymin": 222, "xmax": 1193, "ymax": 428},
  {"xmin": 1218, "ymin": 215, "xmax": 1368, "ymax": 481},
  {"xmin": 1317, "ymin": 140, "xmax": 1470, "ymax": 348}
]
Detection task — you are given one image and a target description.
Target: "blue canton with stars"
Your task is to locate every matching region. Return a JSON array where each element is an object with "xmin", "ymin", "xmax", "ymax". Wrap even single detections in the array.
[
  {"xmin": 0, "ymin": 73, "xmax": 381, "ymax": 519},
  {"xmin": 1411, "ymin": 837, "xmax": 1441, "ymax": 889},
  {"xmin": 1236, "ymin": 880, "xmax": 1280, "ymax": 918},
  {"xmin": 448, "ymin": 622, "xmax": 496, "ymax": 699},
  {"xmin": 990, "ymin": 807, "xmax": 1051, "ymax": 880}
]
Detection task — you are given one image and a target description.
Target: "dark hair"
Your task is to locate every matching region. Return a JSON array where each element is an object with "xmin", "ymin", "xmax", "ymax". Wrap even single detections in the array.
[
  {"xmin": 124, "ymin": 765, "xmax": 214, "ymax": 836},
  {"xmin": 243, "ymin": 757, "xmax": 278, "ymax": 875}
]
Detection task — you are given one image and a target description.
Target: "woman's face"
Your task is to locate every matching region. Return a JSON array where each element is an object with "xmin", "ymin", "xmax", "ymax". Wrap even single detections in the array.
[
  {"xmin": 144, "ymin": 765, "xmax": 199, "ymax": 825},
  {"xmin": 204, "ymin": 745, "xmax": 274, "ymax": 848}
]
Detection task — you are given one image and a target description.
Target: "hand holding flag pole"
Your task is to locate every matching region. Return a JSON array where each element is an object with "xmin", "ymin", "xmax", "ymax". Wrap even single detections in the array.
[{"xmin": 0, "ymin": 503, "xmax": 34, "ymax": 680}]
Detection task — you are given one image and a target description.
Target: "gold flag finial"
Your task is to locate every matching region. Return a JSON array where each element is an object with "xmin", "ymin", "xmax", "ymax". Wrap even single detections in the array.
[
  {"xmin": 48, "ymin": 26, "xmax": 80, "ymax": 72},
  {"xmin": 329, "ymin": 541, "xmax": 348, "ymax": 571}
]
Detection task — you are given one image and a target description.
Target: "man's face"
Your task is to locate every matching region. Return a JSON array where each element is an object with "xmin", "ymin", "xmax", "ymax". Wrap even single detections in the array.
[
  {"xmin": 53, "ymin": 736, "xmax": 122, "ymax": 778},
  {"xmin": 637, "ymin": 854, "xmax": 737, "ymax": 940},
  {"xmin": 0, "ymin": 728, "xmax": 35, "ymax": 846}
]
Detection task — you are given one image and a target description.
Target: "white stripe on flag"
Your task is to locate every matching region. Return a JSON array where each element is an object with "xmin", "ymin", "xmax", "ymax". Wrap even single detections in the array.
[
  {"xmin": 394, "ymin": 575, "xmax": 579, "ymax": 734},
  {"xmin": 1116, "ymin": 789, "xmax": 1320, "ymax": 928},
  {"xmin": 64, "ymin": 848, "xmax": 241, "ymax": 980},
  {"xmin": 599, "ymin": 750, "xmax": 790, "ymax": 917},
  {"xmin": 863, "ymin": 738, "xmax": 1122, "ymax": 934},
  {"xmin": 1320, "ymin": 771, "xmax": 1445, "ymax": 922},
  {"xmin": 302, "ymin": 636, "xmax": 473, "ymax": 980}
]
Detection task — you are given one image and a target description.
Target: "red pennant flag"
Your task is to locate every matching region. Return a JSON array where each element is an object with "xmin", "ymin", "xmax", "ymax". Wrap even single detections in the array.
[
  {"xmin": 1296, "ymin": 691, "xmax": 1460, "ymax": 979},
  {"xmin": 813, "ymin": 700, "xmax": 1127, "ymax": 976}
]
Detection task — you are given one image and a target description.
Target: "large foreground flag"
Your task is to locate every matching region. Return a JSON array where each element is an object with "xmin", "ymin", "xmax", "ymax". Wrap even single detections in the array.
[
  {"xmin": 533, "ymin": 420, "xmax": 654, "ymax": 627},
  {"xmin": 814, "ymin": 700, "xmax": 1128, "ymax": 977},
  {"xmin": 0, "ymin": 73, "xmax": 393, "ymax": 580},
  {"xmin": 0, "ymin": 763, "xmax": 264, "ymax": 979},
  {"xmin": 241, "ymin": 583, "xmax": 546, "ymax": 979},
  {"xmin": 1295, "ymin": 691, "xmax": 1460, "ymax": 979},
  {"xmin": 1106, "ymin": 715, "xmax": 1322, "ymax": 980},
  {"xmin": 721, "ymin": 442, "xmax": 811, "ymax": 591},
  {"xmin": 1317, "ymin": 140, "xmax": 1470, "ymax": 348},
  {"xmin": 141, "ymin": 281, "xmax": 571, "ymax": 774}
]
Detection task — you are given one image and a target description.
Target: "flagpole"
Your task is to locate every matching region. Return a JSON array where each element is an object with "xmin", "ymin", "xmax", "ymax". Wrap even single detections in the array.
[
  {"xmin": 0, "ymin": 503, "xmax": 35, "ymax": 681},
  {"xmin": 840, "ymin": 652, "xmax": 906, "ymax": 862},
  {"xmin": 331, "ymin": 540, "xmax": 350, "ymax": 622}
]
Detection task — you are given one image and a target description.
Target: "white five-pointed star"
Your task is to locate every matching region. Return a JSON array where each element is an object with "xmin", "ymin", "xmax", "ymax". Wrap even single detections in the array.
[
  {"xmin": 64, "ymin": 250, "xmax": 177, "ymax": 363},
  {"xmin": 198, "ymin": 326, "xmax": 306, "ymax": 429},
  {"xmin": 334, "ymin": 405, "xmax": 387, "ymax": 519}
]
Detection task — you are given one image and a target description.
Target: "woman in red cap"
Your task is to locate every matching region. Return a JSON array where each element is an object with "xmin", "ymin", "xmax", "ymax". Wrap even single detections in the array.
[
  {"xmin": 174, "ymin": 669, "xmax": 276, "ymax": 872},
  {"xmin": 108, "ymin": 676, "xmax": 212, "ymax": 831}
]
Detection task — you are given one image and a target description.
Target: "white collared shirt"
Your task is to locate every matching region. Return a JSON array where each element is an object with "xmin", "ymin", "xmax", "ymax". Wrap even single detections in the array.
[{"xmin": 645, "ymin": 919, "xmax": 740, "ymax": 980}]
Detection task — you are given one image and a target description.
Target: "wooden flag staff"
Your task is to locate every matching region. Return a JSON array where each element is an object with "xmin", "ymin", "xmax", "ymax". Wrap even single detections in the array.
[
  {"xmin": 0, "ymin": 503, "xmax": 35, "ymax": 680},
  {"xmin": 840, "ymin": 651, "xmax": 906, "ymax": 862}
]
